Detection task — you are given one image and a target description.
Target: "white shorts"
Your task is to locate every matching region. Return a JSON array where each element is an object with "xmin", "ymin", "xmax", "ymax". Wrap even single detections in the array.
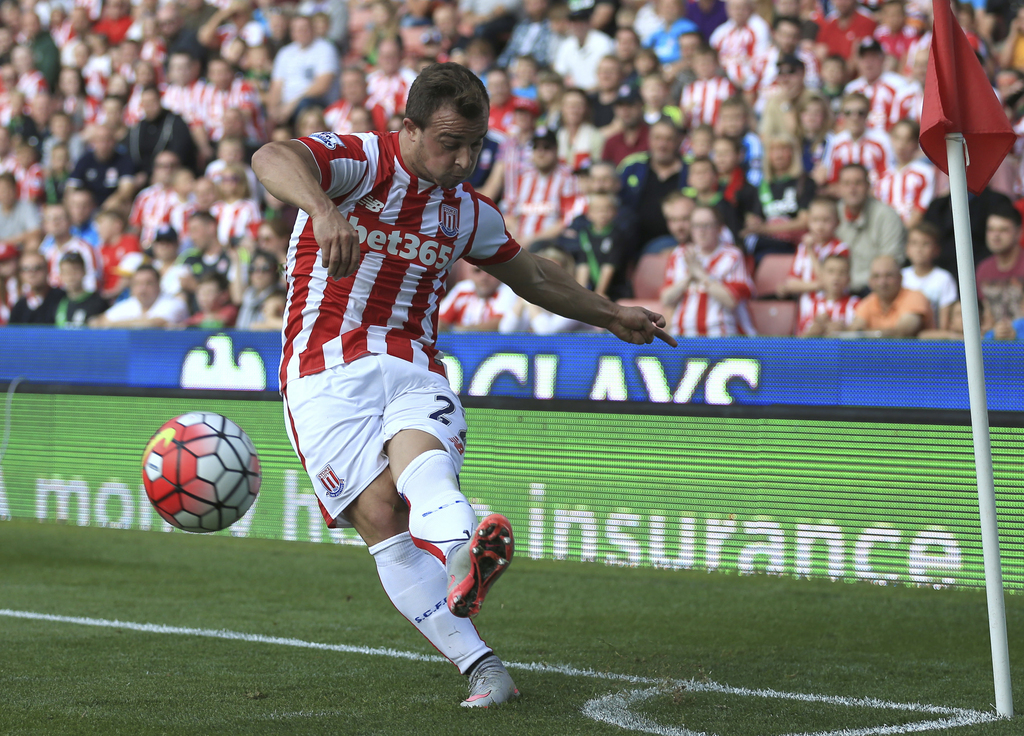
[{"xmin": 282, "ymin": 354, "xmax": 468, "ymax": 527}]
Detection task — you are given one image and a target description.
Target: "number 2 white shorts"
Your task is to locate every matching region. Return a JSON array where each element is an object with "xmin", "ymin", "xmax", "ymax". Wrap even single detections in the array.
[{"xmin": 282, "ymin": 353, "xmax": 469, "ymax": 528}]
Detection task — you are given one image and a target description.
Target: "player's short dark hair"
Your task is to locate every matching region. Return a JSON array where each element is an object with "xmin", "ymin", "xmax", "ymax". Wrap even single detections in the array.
[
  {"xmin": 59, "ymin": 251, "xmax": 86, "ymax": 269},
  {"xmin": 988, "ymin": 202, "xmax": 1023, "ymax": 229},
  {"xmin": 405, "ymin": 62, "xmax": 489, "ymax": 130}
]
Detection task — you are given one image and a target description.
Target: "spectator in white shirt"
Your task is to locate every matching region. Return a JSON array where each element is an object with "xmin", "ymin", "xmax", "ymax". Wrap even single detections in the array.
[
  {"xmin": 90, "ymin": 264, "xmax": 189, "ymax": 328},
  {"xmin": 268, "ymin": 15, "xmax": 338, "ymax": 124},
  {"xmin": 553, "ymin": 6, "xmax": 615, "ymax": 91}
]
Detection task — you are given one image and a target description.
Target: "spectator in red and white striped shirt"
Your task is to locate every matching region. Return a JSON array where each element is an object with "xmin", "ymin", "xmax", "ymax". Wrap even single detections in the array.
[
  {"xmin": 129, "ymin": 150, "xmax": 181, "ymax": 248},
  {"xmin": 365, "ymin": 36, "xmax": 418, "ymax": 119},
  {"xmin": 843, "ymin": 38, "xmax": 910, "ymax": 132},
  {"xmin": 11, "ymin": 143, "xmax": 42, "ymax": 205},
  {"xmin": 438, "ymin": 265, "xmax": 520, "ymax": 332},
  {"xmin": 778, "ymin": 197, "xmax": 849, "ymax": 297},
  {"xmin": 797, "ymin": 253, "xmax": 859, "ymax": 335},
  {"xmin": 874, "ymin": 119, "xmax": 934, "ymax": 230},
  {"xmin": 211, "ymin": 162, "xmax": 261, "ymax": 247},
  {"xmin": 162, "ymin": 51, "xmax": 206, "ymax": 128},
  {"xmin": 681, "ymin": 46, "xmax": 735, "ymax": 129},
  {"xmin": 324, "ymin": 67, "xmax": 388, "ymax": 135},
  {"xmin": 193, "ymin": 56, "xmax": 266, "ymax": 151},
  {"xmin": 709, "ymin": 0, "xmax": 771, "ymax": 90},
  {"xmin": 661, "ymin": 201, "xmax": 754, "ymax": 336},
  {"xmin": 504, "ymin": 129, "xmax": 581, "ymax": 249},
  {"xmin": 816, "ymin": 92, "xmax": 894, "ymax": 189}
]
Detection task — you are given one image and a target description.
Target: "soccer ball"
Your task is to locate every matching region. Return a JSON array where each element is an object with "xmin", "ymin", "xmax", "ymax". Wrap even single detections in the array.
[{"xmin": 142, "ymin": 412, "xmax": 261, "ymax": 533}]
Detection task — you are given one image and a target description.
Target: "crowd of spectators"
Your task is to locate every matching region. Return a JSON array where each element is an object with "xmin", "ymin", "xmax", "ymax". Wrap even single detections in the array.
[{"xmin": 1, "ymin": 0, "xmax": 1023, "ymax": 341}]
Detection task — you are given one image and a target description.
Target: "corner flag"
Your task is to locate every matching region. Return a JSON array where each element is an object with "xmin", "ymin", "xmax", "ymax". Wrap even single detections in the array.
[{"xmin": 918, "ymin": 0, "xmax": 1015, "ymax": 194}]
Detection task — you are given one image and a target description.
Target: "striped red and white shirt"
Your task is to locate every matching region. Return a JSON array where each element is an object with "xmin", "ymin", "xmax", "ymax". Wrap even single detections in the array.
[
  {"xmin": 664, "ymin": 242, "xmax": 754, "ymax": 336},
  {"xmin": 681, "ymin": 76, "xmax": 736, "ymax": 128},
  {"xmin": 194, "ymin": 78, "xmax": 266, "ymax": 142},
  {"xmin": 129, "ymin": 183, "xmax": 178, "ymax": 245},
  {"xmin": 822, "ymin": 129, "xmax": 895, "ymax": 185},
  {"xmin": 438, "ymin": 280, "xmax": 518, "ymax": 328},
  {"xmin": 891, "ymin": 80, "xmax": 923, "ymax": 124},
  {"xmin": 212, "ymin": 198, "xmax": 262, "ymax": 246},
  {"xmin": 16, "ymin": 71, "xmax": 47, "ymax": 102},
  {"xmin": 789, "ymin": 238, "xmax": 849, "ymax": 284},
  {"xmin": 874, "ymin": 158, "xmax": 935, "ymax": 224},
  {"xmin": 324, "ymin": 99, "xmax": 388, "ymax": 135},
  {"xmin": 365, "ymin": 68, "xmax": 418, "ymax": 118},
  {"xmin": 14, "ymin": 162, "xmax": 43, "ymax": 203},
  {"xmin": 280, "ymin": 131, "xmax": 521, "ymax": 387},
  {"xmin": 797, "ymin": 291, "xmax": 859, "ymax": 334},
  {"xmin": 843, "ymin": 72, "xmax": 910, "ymax": 132},
  {"xmin": 43, "ymin": 236, "xmax": 101, "ymax": 292},
  {"xmin": 162, "ymin": 81, "xmax": 207, "ymax": 126},
  {"xmin": 709, "ymin": 16, "xmax": 772, "ymax": 90},
  {"xmin": 503, "ymin": 163, "xmax": 580, "ymax": 241}
]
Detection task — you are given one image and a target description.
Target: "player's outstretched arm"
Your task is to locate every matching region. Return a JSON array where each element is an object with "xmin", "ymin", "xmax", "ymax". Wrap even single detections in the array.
[
  {"xmin": 251, "ymin": 141, "xmax": 361, "ymax": 279},
  {"xmin": 483, "ymin": 250, "xmax": 678, "ymax": 347}
]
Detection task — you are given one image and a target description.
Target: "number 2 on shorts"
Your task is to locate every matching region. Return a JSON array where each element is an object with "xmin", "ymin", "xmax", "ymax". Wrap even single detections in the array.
[{"xmin": 429, "ymin": 395, "xmax": 456, "ymax": 425}]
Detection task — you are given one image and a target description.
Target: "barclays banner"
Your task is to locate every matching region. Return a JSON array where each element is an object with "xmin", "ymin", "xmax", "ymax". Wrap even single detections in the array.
[{"xmin": 0, "ymin": 327, "xmax": 1022, "ymax": 411}]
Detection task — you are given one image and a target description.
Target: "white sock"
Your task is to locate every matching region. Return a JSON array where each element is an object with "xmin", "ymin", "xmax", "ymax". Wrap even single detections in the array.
[
  {"xmin": 397, "ymin": 449, "xmax": 478, "ymax": 564},
  {"xmin": 368, "ymin": 532, "xmax": 490, "ymax": 674}
]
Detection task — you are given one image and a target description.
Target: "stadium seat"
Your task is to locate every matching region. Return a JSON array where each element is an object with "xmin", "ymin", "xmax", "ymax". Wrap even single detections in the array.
[
  {"xmin": 631, "ymin": 252, "xmax": 670, "ymax": 300},
  {"xmin": 747, "ymin": 299, "xmax": 797, "ymax": 336},
  {"xmin": 754, "ymin": 254, "xmax": 796, "ymax": 298}
]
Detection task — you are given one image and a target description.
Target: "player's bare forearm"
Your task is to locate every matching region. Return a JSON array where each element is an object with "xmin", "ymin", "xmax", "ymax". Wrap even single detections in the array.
[
  {"xmin": 252, "ymin": 141, "xmax": 335, "ymax": 218},
  {"xmin": 484, "ymin": 250, "xmax": 676, "ymax": 346},
  {"xmin": 252, "ymin": 140, "xmax": 361, "ymax": 278}
]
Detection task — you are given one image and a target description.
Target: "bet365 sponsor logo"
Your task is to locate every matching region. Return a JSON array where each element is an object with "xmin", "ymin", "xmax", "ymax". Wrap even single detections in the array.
[{"xmin": 348, "ymin": 215, "xmax": 453, "ymax": 268}]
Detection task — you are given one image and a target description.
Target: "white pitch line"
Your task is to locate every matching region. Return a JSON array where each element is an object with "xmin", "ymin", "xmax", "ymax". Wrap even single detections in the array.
[
  {"xmin": 581, "ymin": 687, "xmax": 1001, "ymax": 736},
  {"xmin": 0, "ymin": 609, "xmax": 1004, "ymax": 736}
]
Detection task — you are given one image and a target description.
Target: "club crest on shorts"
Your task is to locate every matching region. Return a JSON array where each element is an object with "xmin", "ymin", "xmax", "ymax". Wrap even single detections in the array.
[
  {"xmin": 439, "ymin": 204, "xmax": 459, "ymax": 238},
  {"xmin": 317, "ymin": 464, "xmax": 345, "ymax": 497}
]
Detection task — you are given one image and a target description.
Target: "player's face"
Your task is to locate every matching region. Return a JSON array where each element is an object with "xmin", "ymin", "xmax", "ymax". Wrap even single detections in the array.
[{"xmin": 404, "ymin": 106, "xmax": 487, "ymax": 190}]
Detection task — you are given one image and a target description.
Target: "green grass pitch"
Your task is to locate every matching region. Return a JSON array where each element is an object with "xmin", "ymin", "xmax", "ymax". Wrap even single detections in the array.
[{"xmin": 1, "ymin": 519, "xmax": 1022, "ymax": 736}]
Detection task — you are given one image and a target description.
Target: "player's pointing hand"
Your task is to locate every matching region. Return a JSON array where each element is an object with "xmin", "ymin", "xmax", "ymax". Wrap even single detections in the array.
[
  {"xmin": 607, "ymin": 305, "xmax": 678, "ymax": 347},
  {"xmin": 313, "ymin": 206, "xmax": 362, "ymax": 280}
]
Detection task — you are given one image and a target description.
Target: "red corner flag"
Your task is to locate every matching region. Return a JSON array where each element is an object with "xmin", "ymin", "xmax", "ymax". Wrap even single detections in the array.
[{"xmin": 919, "ymin": 0, "xmax": 1015, "ymax": 194}]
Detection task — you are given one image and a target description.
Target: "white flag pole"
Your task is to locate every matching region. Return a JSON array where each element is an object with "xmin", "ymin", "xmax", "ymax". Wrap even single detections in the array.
[{"xmin": 944, "ymin": 133, "xmax": 1013, "ymax": 718}]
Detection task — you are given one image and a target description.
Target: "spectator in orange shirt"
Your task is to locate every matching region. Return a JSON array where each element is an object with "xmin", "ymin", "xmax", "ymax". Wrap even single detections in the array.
[{"xmin": 848, "ymin": 254, "xmax": 933, "ymax": 337}]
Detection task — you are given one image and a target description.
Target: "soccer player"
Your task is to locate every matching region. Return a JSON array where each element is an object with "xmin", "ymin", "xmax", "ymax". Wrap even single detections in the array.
[{"xmin": 252, "ymin": 62, "xmax": 674, "ymax": 708}]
